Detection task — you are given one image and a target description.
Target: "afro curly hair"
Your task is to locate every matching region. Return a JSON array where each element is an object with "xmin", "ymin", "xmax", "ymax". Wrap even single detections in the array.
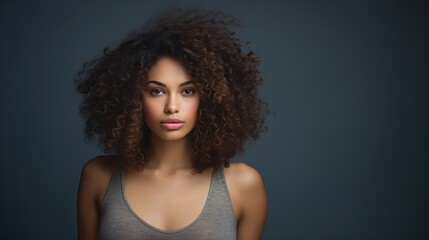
[{"xmin": 75, "ymin": 7, "xmax": 268, "ymax": 173}]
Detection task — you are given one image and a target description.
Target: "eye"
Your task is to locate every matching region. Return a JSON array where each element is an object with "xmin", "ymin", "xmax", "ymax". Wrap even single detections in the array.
[
  {"xmin": 182, "ymin": 89, "xmax": 195, "ymax": 96},
  {"xmin": 149, "ymin": 88, "xmax": 164, "ymax": 95}
]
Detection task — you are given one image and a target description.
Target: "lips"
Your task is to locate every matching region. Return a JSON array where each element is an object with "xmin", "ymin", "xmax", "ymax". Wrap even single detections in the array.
[{"xmin": 160, "ymin": 118, "xmax": 185, "ymax": 130}]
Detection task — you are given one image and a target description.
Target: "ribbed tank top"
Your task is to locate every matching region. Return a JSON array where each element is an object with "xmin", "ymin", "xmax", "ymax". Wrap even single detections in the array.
[{"xmin": 99, "ymin": 166, "xmax": 237, "ymax": 240}]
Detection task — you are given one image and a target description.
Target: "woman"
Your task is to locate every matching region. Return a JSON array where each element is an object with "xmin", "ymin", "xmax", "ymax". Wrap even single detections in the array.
[{"xmin": 76, "ymin": 8, "xmax": 268, "ymax": 240}]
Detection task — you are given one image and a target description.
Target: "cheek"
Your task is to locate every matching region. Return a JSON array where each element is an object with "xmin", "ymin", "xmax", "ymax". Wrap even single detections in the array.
[
  {"xmin": 143, "ymin": 100, "xmax": 160, "ymax": 120},
  {"xmin": 189, "ymin": 100, "xmax": 200, "ymax": 119}
]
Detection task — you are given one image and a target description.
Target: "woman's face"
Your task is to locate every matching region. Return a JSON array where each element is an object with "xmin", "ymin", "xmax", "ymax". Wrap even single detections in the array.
[{"xmin": 142, "ymin": 57, "xmax": 200, "ymax": 142}]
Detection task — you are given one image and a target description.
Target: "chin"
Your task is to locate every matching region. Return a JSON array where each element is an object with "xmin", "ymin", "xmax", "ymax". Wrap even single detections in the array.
[{"xmin": 154, "ymin": 130, "xmax": 193, "ymax": 142}]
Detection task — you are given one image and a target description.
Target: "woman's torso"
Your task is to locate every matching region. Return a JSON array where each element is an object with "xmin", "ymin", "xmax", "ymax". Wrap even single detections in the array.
[{"xmin": 98, "ymin": 161, "xmax": 238, "ymax": 240}]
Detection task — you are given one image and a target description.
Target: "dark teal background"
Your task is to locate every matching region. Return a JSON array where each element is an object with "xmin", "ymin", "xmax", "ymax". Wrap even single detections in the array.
[{"xmin": 1, "ymin": 0, "xmax": 428, "ymax": 239}]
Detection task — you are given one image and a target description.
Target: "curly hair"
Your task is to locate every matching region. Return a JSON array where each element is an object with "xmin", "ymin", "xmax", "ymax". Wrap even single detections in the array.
[{"xmin": 75, "ymin": 7, "xmax": 268, "ymax": 173}]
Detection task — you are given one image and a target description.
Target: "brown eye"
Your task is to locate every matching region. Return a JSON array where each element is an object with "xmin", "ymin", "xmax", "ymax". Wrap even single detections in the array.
[
  {"xmin": 182, "ymin": 89, "xmax": 195, "ymax": 96},
  {"xmin": 150, "ymin": 88, "xmax": 164, "ymax": 95}
]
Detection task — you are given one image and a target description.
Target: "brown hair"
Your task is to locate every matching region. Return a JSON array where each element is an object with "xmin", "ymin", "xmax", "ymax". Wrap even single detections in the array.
[{"xmin": 75, "ymin": 7, "xmax": 268, "ymax": 173}]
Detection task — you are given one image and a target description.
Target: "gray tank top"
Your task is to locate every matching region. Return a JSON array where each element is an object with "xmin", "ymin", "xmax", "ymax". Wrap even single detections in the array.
[{"xmin": 99, "ymin": 166, "xmax": 237, "ymax": 240}]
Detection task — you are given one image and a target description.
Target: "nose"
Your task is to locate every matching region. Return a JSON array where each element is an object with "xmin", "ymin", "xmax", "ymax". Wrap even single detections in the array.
[{"xmin": 164, "ymin": 94, "xmax": 179, "ymax": 114}]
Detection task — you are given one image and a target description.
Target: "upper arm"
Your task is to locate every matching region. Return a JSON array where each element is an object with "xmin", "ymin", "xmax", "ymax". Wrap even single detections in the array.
[
  {"xmin": 77, "ymin": 156, "xmax": 113, "ymax": 240},
  {"xmin": 236, "ymin": 163, "xmax": 268, "ymax": 240}
]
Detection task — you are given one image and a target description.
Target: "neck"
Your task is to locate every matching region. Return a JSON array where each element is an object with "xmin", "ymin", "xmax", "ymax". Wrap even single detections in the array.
[{"xmin": 144, "ymin": 135, "xmax": 193, "ymax": 174}]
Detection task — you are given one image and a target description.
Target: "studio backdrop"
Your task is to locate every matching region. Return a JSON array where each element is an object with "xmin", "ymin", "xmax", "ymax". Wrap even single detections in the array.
[{"xmin": 1, "ymin": 0, "xmax": 428, "ymax": 239}]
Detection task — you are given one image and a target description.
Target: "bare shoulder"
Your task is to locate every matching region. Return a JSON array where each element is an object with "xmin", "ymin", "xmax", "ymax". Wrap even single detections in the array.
[
  {"xmin": 224, "ymin": 163, "xmax": 266, "ymax": 221},
  {"xmin": 223, "ymin": 162, "xmax": 265, "ymax": 192},
  {"xmin": 77, "ymin": 156, "xmax": 119, "ymax": 239},
  {"xmin": 80, "ymin": 155, "xmax": 118, "ymax": 176},
  {"xmin": 79, "ymin": 155, "xmax": 118, "ymax": 187},
  {"xmin": 224, "ymin": 162, "xmax": 267, "ymax": 239},
  {"xmin": 78, "ymin": 155, "xmax": 119, "ymax": 207}
]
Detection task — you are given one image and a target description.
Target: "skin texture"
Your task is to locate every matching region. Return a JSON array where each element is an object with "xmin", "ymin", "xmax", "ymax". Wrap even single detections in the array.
[{"xmin": 77, "ymin": 57, "xmax": 268, "ymax": 239}]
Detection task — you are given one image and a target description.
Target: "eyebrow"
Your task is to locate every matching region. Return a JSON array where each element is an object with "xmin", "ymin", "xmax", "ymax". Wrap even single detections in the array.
[{"xmin": 145, "ymin": 80, "xmax": 194, "ymax": 87}]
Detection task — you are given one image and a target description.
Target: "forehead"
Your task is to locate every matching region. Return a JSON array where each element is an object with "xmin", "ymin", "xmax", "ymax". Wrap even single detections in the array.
[{"xmin": 146, "ymin": 57, "xmax": 191, "ymax": 84}]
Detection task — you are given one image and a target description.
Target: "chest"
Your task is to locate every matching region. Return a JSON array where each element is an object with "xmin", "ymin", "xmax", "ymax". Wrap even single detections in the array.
[
  {"xmin": 99, "ymin": 167, "xmax": 239, "ymax": 240},
  {"xmin": 123, "ymin": 171, "xmax": 213, "ymax": 231}
]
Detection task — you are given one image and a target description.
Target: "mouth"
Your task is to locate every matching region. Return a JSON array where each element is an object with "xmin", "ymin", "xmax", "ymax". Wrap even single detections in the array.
[{"xmin": 160, "ymin": 118, "xmax": 185, "ymax": 130}]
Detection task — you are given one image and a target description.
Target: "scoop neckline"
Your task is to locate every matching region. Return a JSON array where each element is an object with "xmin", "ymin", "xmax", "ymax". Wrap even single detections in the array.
[{"xmin": 120, "ymin": 167, "xmax": 216, "ymax": 234}]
